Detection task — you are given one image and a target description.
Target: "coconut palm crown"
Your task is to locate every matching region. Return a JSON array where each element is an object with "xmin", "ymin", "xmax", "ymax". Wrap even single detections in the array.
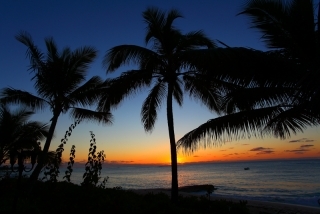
[
  {"xmin": 101, "ymin": 7, "xmax": 219, "ymax": 202},
  {"xmin": 177, "ymin": 0, "xmax": 320, "ymax": 153},
  {"xmin": 0, "ymin": 104, "xmax": 49, "ymax": 166},
  {"xmin": 0, "ymin": 32, "xmax": 113, "ymax": 180},
  {"xmin": 238, "ymin": 0, "xmax": 320, "ymax": 114}
]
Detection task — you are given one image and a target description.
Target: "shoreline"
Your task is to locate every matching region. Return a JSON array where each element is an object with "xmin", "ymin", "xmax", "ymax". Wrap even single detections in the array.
[{"xmin": 130, "ymin": 188, "xmax": 320, "ymax": 214}]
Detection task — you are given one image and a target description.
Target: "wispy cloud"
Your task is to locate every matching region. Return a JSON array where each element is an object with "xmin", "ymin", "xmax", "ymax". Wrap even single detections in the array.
[
  {"xmin": 193, "ymin": 155, "xmax": 199, "ymax": 158},
  {"xmin": 242, "ymin": 144, "xmax": 249, "ymax": 146},
  {"xmin": 284, "ymin": 149, "xmax": 307, "ymax": 154},
  {"xmin": 300, "ymin": 144, "xmax": 314, "ymax": 148},
  {"xmin": 285, "ymin": 144, "xmax": 314, "ymax": 154},
  {"xmin": 289, "ymin": 138, "xmax": 314, "ymax": 143},
  {"xmin": 250, "ymin": 147, "xmax": 271, "ymax": 151},
  {"xmin": 249, "ymin": 147, "xmax": 274, "ymax": 155}
]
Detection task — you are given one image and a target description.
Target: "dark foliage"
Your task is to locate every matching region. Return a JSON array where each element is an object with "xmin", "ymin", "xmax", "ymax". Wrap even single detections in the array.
[{"xmin": 0, "ymin": 178, "xmax": 249, "ymax": 214}]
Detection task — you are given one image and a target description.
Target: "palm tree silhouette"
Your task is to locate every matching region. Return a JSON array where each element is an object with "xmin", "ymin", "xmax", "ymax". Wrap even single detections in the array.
[
  {"xmin": 101, "ymin": 7, "xmax": 218, "ymax": 202},
  {"xmin": 177, "ymin": 0, "xmax": 320, "ymax": 153},
  {"xmin": 238, "ymin": 0, "xmax": 320, "ymax": 117},
  {"xmin": 0, "ymin": 104, "xmax": 49, "ymax": 166},
  {"xmin": 0, "ymin": 32, "xmax": 113, "ymax": 181}
]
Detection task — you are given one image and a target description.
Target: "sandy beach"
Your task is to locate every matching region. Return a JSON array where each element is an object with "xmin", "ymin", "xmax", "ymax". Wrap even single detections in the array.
[{"xmin": 131, "ymin": 188, "xmax": 320, "ymax": 214}]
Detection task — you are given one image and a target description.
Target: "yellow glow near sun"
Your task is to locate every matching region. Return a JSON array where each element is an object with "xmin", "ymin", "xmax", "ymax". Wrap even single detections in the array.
[
  {"xmin": 163, "ymin": 156, "xmax": 184, "ymax": 165},
  {"xmin": 177, "ymin": 157, "xmax": 184, "ymax": 163}
]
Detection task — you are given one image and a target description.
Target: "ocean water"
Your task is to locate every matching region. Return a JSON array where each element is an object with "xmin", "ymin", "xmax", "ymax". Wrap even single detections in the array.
[{"xmin": 5, "ymin": 159, "xmax": 320, "ymax": 208}]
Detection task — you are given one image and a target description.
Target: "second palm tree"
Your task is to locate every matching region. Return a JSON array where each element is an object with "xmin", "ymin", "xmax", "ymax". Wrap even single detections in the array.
[{"xmin": 101, "ymin": 7, "xmax": 218, "ymax": 202}]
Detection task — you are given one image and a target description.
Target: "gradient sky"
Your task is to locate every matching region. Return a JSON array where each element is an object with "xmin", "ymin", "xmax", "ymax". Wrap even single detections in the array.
[{"xmin": 1, "ymin": 0, "xmax": 319, "ymax": 165}]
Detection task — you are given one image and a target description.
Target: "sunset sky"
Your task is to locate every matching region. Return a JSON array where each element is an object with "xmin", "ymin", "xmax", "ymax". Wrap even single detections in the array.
[{"xmin": 1, "ymin": 0, "xmax": 319, "ymax": 165}]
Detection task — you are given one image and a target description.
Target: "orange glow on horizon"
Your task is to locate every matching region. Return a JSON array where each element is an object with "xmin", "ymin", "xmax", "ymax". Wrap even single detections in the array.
[
  {"xmin": 61, "ymin": 137, "xmax": 320, "ymax": 165},
  {"xmin": 62, "ymin": 148, "xmax": 320, "ymax": 165}
]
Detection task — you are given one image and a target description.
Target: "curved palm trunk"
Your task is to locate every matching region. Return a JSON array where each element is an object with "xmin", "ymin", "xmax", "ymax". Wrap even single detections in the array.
[
  {"xmin": 29, "ymin": 113, "xmax": 59, "ymax": 181},
  {"xmin": 167, "ymin": 82, "xmax": 178, "ymax": 203}
]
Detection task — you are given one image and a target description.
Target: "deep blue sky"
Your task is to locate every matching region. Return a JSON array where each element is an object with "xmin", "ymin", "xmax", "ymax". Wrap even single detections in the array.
[{"xmin": 1, "ymin": 1, "xmax": 319, "ymax": 164}]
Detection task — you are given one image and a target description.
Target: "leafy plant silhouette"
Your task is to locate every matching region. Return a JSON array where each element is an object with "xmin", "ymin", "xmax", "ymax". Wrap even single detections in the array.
[
  {"xmin": 42, "ymin": 120, "xmax": 80, "ymax": 182},
  {"xmin": 63, "ymin": 145, "xmax": 76, "ymax": 183},
  {"xmin": 81, "ymin": 131, "xmax": 108, "ymax": 188}
]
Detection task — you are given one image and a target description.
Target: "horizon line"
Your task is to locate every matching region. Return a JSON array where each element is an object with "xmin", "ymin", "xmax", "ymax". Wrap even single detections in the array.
[{"xmin": 60, "ymin": 156, "xmax": 320, "ymax": 166}]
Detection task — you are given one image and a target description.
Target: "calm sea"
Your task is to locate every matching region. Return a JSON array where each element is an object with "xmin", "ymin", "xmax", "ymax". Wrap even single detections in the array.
[{"xmin": 5, "ymin": 159, "xmax": 320, "ymax": 208}]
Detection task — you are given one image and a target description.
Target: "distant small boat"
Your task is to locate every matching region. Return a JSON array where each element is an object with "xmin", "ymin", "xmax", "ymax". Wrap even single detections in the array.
[{"xmin": 244, "ymin": 167, "xmax": 250, "ymax": 170}]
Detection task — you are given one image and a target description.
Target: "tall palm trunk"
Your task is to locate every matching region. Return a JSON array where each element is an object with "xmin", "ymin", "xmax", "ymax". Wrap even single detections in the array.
[
  {"xmin": 29, "ymin": 113, "xmax": 59, "ymax": 181},
  {"xmin": 167, "ymin": 82, "xmax": 178, "ymax": 203}
]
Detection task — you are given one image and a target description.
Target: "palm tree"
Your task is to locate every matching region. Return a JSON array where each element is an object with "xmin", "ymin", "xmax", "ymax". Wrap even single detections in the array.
[
  {"xmin": 238, "ymin": 0, "xmax": 319, "ymax": 64},
  {"xmin": 101, "ymin": 7, "xmax": 218, "ymax": 202},
  {"xmin": 0, "ymin": 104, "xmax": 49, "ymax": 166},
  {"xmin": 0, "ymin": 32, "xmax": 113, "ymax": 181},
  {"xmin": 177, "ymin": 0, "xmax": 320, "ymax": 153},
  {"xmin": 238, "ymin": 0, "xmax": 320, "ymax": 117}
]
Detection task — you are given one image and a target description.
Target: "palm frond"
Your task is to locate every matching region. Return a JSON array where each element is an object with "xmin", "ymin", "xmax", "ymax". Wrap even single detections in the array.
[
  {"xmin": 70, "ymin": 108, "xmax": 113, "ymax": 125},
  {"xmin": 21, "ymin": 121, "xmax": 49, "ymax": 140},
  {"xmin": 12, "ymin": 122, "xmax": 49, "ymax": 150},
  {"xmin": 33, "ymin": 45, "xmax": 97, "ymax": 101},
  {"xmin": 67, "ymin": 76, "xmax": 103, "ymax": 108},
  {"xmin": 0, "ymin": 104, "xmax": 34, "ymax": 125},
  {"xmin": 141, "ymin": 81, "xmax": 167, "ymax": 132},
  {"xmin": 182, "ymin": 47, "xmax": 300, "ymax": 85},
  {"xmin": 139, "ymin": 52, "xmax": 164, "ymax": 72},
  {"xmin": 183, "ymin": 74, "xmax": 221, "ymax": 113},
  {"xmin": 172, "ymin": 78, "xmax": 183, "ymax": 106},
  {"xmin": 60, "ymin": 47, "xmax": 72, "ymax": 62},
  {"xmin": 182, "ymin": 48, "xmax": 258, "ymax": 77},
  {"xmin": 238, "ymin": 0, "xmax": 291, "ymax": 49},
  {"xmin": 97, "ymin": 70, "xmax": 153, "ymax": 113},
  {"xmin": 143, "ymin": 7, "xmax": 184, "ymax": 53},
  {"xmin": 69, "ymin": 46, "xmax": 97, "ymax": 74},
  {"xmin": 0, "ymin": 105, "xmax": 34, "ymax": 146},
  {"xmin": 0, "ymin": 87, "xmax": 48, "ymax": 110},
  {"xmin": 177, "ymin": 106, "xmax": 285, "ymax": 154},
  {"xmin": 177, "ymin": 30, "xmax": 216, "ymax": 51},
  {"xmin": 0, "ymin": 105, "xmax": 49, "ymax": 164},
  {"xmin": 15, "ymin": 31, "xmax": 45, "ymax": 72},
  {"xmin": 62, "ymin": 46, "xmax": 97, "ymax": 93},
  {"xmin": 164, "ymin": 9, "xmax": 183, "ymax": 30},
  {"xmin": 143, "ymin": 7, "xmax": 167, "ymax": 45},
  {"xmin": 95, "ymin": 79, "xmax": 113, "ymax": 112},
  {"xmin": 263, "ymin": 105, "xmax": 320, "ymax": 139},
  {"xmin": 104, "ymin": 45, "xmax": 157, "ymax": 72},
  {"xmin": 45, "ymin": 37, "xmax": 59, "ymax": 63},
  {"xmin": 221, "ymin": 85, "xmax": 295, "ymax": 114},
  {"xmin": 33, "ymin": 64, "xmax": 67, "ymax": 99},
  {"xmin": 287, "ymin": 0, "xmax": 317, "ymax": 62},
  {"xmin": 238, "ymin": 0, "xmax": 316, "ymax": 61}
]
